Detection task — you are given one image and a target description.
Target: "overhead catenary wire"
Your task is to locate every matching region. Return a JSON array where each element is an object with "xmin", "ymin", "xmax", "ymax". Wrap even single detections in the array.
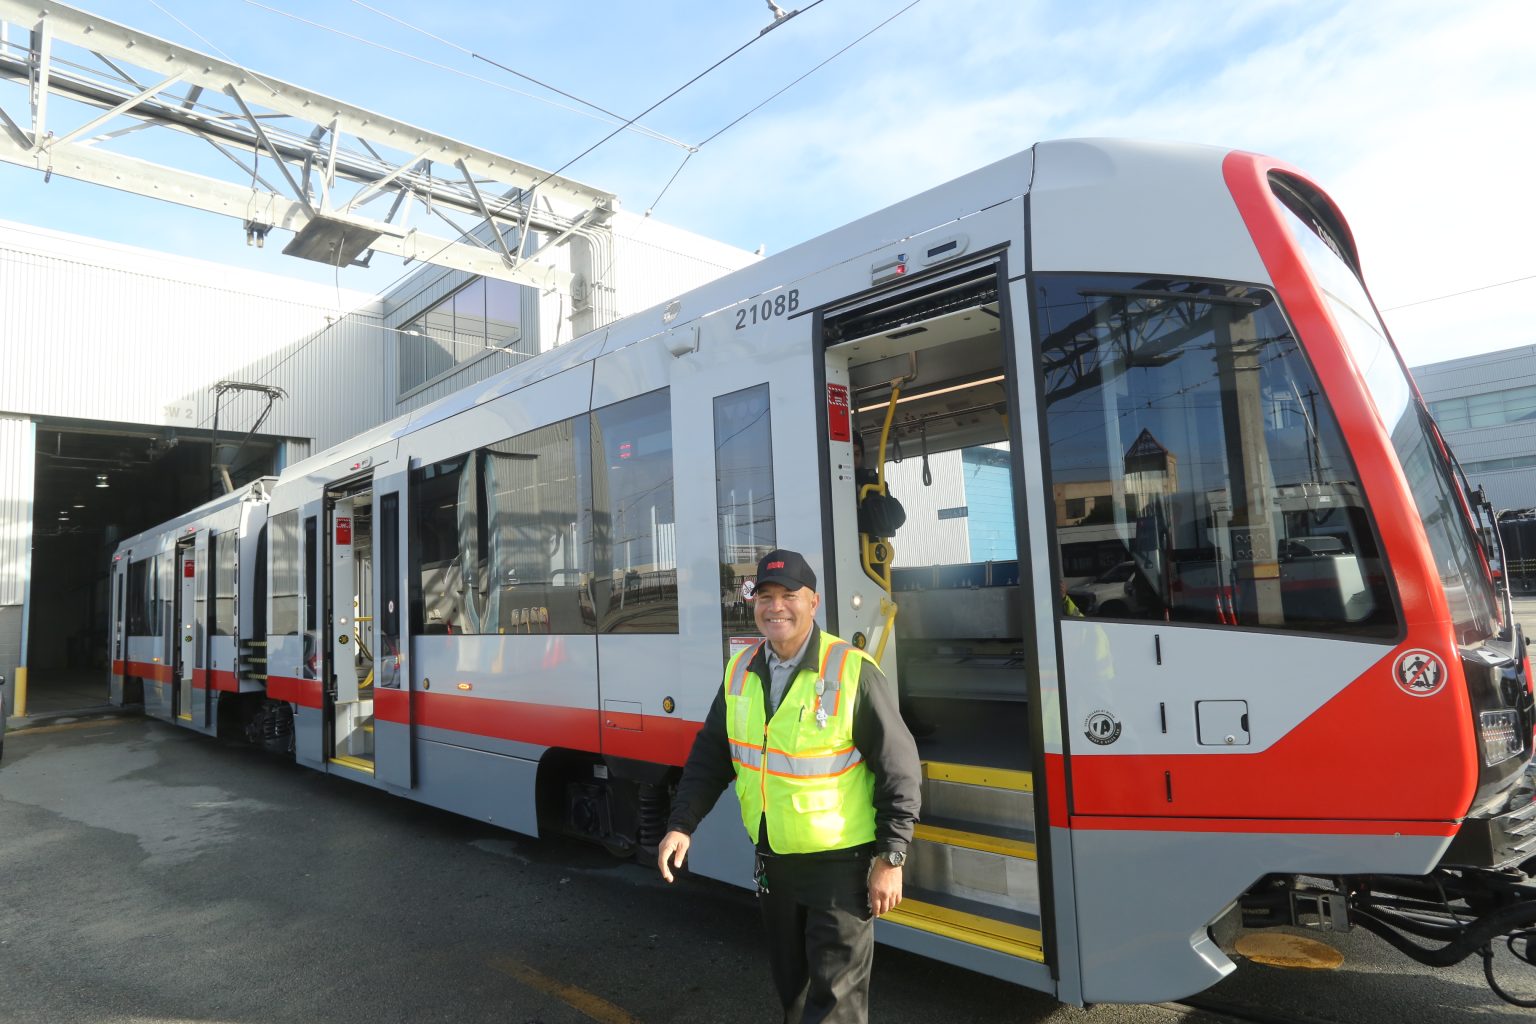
[
  {"xmin": 240, "ymin": 0, "xmax": 690, "ymax": 149},
  {"xmin": 1381, "ymin": 273, "xmax": 1536, "ymax": 312}
]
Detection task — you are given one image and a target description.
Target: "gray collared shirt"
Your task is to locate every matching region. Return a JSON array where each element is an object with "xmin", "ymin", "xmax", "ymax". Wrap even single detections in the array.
[{"xmin": 764, "ymin": 631, "xmax": 814, "ymax": 717}]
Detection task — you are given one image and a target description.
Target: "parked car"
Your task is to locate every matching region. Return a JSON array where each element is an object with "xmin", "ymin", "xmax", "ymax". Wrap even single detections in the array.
[{"xmin": 1066, "ymin": 561, "xmax": 1140, "ymax": 617}]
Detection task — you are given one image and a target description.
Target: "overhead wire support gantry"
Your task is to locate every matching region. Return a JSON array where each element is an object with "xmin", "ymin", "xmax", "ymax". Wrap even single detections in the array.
[{"xmin": 0, "ymin": 0, "xmax": 615, "ymax": 291}]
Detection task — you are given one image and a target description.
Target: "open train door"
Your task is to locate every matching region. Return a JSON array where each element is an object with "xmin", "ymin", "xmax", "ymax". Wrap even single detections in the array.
[
  {"xmin": 172, "ymin": 529, "xmax": 208, "ymax": 724},
  {"xmin": 109, "ymin": 554, "xmax": 129, "ymax": 706},
  {"xmin": 816, "ymin": 231, "xmax": 1054, "ymax": 989},
  {"xmin": 325, "ymin": 477, "xmax": 375, "ymax": 776}
]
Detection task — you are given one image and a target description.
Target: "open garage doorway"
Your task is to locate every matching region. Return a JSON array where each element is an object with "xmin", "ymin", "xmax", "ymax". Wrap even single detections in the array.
[{"xmin": 24, "ymin": 417, "xmax": 287, "ymax": 716}]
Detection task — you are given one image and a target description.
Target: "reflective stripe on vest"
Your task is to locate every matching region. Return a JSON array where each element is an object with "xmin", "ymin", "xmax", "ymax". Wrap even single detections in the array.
[{"xmin": 722, "ymin": 632, "xmax": 877, "ymax": 853}]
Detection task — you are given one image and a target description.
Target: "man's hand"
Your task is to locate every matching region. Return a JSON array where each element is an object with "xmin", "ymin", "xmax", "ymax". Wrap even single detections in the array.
[
  {"xmin": 868, "ymin": 858, "xmax": 903, "ymax": 917},
  {"xmin": 658, "ymin": 829, "xmax": 691, "ymax": 883}
]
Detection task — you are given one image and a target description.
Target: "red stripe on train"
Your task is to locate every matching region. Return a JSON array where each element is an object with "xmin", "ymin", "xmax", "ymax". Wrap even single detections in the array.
[
  {"xmin": 1070, "ymin": 815, "xmax": 1457, "ymax": 838},
  {"xmin": 123, "ymin": 660, "xmax": 174, "ymax": 683},
  {"xmin": 369, "ymin": 689, "xmax": 701, "ymax": 765},
  {"xmin": 266, "ymin": 675, "xmax": 324, "ymax": 708}
]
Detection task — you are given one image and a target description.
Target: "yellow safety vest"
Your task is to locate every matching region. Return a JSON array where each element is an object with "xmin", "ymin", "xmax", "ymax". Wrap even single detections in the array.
[{"xmin": 723, "ymin": 632, "xmax": 877, "ymax": 854}]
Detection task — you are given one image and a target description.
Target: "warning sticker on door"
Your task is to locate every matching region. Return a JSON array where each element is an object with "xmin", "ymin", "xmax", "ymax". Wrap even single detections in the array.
[
  {"xmin": 827, "ymin": 383, "xmax": 851, "ymax": 443},
  {"xmin": 1393, "ymin": 649, "xmax": 1446, "ymax": 697},
  {"xmin": 335, "ymin": 516, "xmax": 352, "ymax": 545}
]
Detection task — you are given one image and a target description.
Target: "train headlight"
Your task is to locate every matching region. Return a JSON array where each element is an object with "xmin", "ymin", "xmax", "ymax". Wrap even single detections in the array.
[{"xmin": 1479, "ymin": 710, "xmax": 1522, "ymax": 767}]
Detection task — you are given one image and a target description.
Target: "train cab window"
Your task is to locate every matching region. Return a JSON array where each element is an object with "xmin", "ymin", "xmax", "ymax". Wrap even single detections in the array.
[
  {"xmin": 271, "ymin": 511, "xmax": 301, "ymax": 635},
  {"xmin": 591, "ymin": 388, "xmax": 678, "ymax": 633},
  {"xmin": 213, "ymin": 531, "xmax": 238, "ymax": 635},
  {"xmin": 714, "ymin": 384, "xmax": 776, "ymax": 643},
  {"xmin": 1037, "ymin": 274, "xmax": 1397, "ymax": 637}
]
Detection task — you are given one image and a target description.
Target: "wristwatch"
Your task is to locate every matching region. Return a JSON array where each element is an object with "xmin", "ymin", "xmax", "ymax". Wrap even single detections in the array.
[{"xmin": 878, "ymin": 850, "xmax": 907, "ymax": 868}]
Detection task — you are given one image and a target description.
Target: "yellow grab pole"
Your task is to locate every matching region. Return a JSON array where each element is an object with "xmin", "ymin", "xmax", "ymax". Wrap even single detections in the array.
[{"xmin": 13, "ymin": 666, "xmax": 27, "ymax": 718}]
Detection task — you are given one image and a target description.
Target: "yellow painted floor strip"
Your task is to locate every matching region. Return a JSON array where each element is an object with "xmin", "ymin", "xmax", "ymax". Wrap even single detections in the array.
[
  {"xmin": 489, "ymin": 955, "xmax": 641, "ymax": 1024},
  {"xmin": 886, "ymin": 899, "xmax": 1045, "ymax": 962},
  {"xmin": 177, "ymin": 713, "xmax": 192, "ymax": 721},
  {"xmin": 914, "ymin": 823, "xmax": 1036, "ymax": 860},
  {"xmin": 328, "ymin": 754, "xmax": 375, "ymax": 774},
  {"xmin": 923, "ymin": 760, "xmax": 1033, "ymax": 792}
]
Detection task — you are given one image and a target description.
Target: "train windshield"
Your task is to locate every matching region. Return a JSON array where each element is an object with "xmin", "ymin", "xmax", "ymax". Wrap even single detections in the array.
[{"xmin": 1271, "ymin": 175, "xmax": 1501, "ymax": 644}]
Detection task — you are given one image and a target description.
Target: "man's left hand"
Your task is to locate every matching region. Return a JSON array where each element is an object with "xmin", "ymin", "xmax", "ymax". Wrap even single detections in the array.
[{"xmin": 868, "ymin": 859, "xmax": 903, "ymax": 917}]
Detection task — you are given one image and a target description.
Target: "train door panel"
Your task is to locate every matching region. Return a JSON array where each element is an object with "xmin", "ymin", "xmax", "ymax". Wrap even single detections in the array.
[
  {"xmin": 290, "ymin": 502, "xmax": 326, "ymax": 770},
  {"xmin": 191, "ymin": 529, "xmax": 214, "ymax": 730},
  {"xmin": 328, "ymin": 483, "xmax": 375, "ymax": 774},
  {"xmin": 109, "ymin": 557, "xmax": 128, "ymax": 706},
  {"xmin": 174, "ymin": 534, "xmax": 198, "ymax": 722},
  {"xmin": 373, "ymin": 472, "xmax": 410, "ymax": 790},
  {"xmin": 820, "ymin": 251, "xmax": 1049, "ymax": 968}
]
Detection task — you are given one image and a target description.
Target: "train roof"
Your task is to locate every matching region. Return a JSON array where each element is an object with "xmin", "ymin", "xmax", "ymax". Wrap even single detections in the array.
[
  {"xmin": 113, "ymin": 476, "xmax": 278, "ymax": 557},
  {"xmin": 280, "ymin": 138, "xmax": 1238, "ymax": 480}
]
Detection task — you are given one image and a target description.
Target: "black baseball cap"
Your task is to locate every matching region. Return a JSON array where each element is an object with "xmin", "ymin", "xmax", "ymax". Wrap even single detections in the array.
[{"xmin": 755, "ymin": 549, "xmax": 817, "ymax": 592}]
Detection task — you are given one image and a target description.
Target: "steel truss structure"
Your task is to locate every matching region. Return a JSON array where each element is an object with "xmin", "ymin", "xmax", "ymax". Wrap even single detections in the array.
[{"xmin": 0, "ymin": 0, "xmax": 615, "ymax": 290}]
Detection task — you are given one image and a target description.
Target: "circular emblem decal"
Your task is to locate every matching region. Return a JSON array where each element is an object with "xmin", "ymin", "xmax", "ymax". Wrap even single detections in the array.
[
  {"xmin": 1084, "ymin": 710, "xmax": 1122, "ymax": 746},
  {"xmin": 662, "ymin": 299, "xmax": 682, "ymax": 324},
  {"xmin": 740, "ymin": 578, "xmax": 757, "ymax": 602},
  {"xmin": 1393, "ymin": 649, "xmax": 1446, "ymax": 697}
]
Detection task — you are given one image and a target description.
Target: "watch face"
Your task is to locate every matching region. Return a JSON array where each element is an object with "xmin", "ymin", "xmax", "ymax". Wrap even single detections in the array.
[{"xmin": 884, "ymin": 852, "xmax": 906, "ymax": 867}]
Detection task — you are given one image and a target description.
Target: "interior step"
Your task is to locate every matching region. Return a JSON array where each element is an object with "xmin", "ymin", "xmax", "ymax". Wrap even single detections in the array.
[
  {"xmin": 898, "ymin": 760, "xmax": 1041, "ymax": 958},
  {"xmin": 886, "ymin": 889, "xmax": 1044, "ymax": 962}
]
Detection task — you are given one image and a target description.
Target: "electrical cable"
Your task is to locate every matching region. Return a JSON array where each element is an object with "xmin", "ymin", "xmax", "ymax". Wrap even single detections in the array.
[
  {"xmin": 697, "ymin": 0, "xmax": 923, "ymax": 149},
  {"xmin": 1382, "ymin": 273, "xmax": 1536, "ymax": 312},
  {"xmin": 343, "ymin": 0, "xmax": 687, "ymax": 148},
  {"xmin": 241, "ymin": 0, "xmax": 687, "ymax": 148}
]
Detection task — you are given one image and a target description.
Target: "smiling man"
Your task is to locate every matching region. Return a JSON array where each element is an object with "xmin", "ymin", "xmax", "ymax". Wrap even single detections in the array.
[{"xmin": 658, "ymin": 549, "xmax": 921, "ymax": 1024}]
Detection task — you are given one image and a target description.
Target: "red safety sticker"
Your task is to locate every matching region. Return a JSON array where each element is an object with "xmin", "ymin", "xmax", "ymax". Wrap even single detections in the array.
[
  {"xmin": 1393, "ymin": 649, "xmax": 1446, "ymax": 697},
  {"xmin": 335, "ymin": 516, "xmax": 352, "ymax": 545},
  {"xmin": 827, "ymin": 383, "xmax": 850, "ymax": 442},
  {"xmin": 183, "ymin": 558, "xmax": 195, "ymax": 578}
]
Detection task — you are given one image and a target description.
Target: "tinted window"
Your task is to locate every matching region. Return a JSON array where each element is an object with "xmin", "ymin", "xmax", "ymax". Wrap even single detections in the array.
[
  {"xmin": 128, "ymin": 558, "xmax": 152, "ymax": 634},
  {"xmin": 1038, "ymin": 274, "xmax": 1396, "ymax": 636},
  {"xmin": 482, "ymin": 419, "xmax": 595, "ymax": 634},
  {"xmin": 715, "ymin": 384, "xmax": 775, "ymax": 641},
  {"xmin": 592, "ymin": 389, "xmax": 677, "ymax": 633}
]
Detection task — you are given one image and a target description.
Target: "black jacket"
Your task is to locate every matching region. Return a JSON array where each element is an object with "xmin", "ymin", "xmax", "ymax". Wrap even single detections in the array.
[{"xmin": 666, "ymin": 625, "xmax": 921, "ymax": 857}]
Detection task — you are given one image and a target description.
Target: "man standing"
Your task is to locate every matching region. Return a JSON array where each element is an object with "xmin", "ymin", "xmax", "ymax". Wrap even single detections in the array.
[{"xmin": 658, "ymin": 549, "xmax": 921, "ymax": 1024}]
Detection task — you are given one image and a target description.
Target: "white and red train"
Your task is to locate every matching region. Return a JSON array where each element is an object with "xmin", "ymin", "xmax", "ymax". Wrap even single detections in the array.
[{"xmin": 109, "ymin": 139, "xmax": 1536, "ymax": 1005}]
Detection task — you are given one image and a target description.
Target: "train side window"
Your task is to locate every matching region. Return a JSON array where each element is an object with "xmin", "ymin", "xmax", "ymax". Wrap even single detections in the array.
[
  {"xmin": 714, "ymin": 384, "xmax": 776, "ymax": 644},
  {"xmin": 481, "ymin": 417, "xmax": 595, "ymax": 635},
  {"xmin": 591, "ymin": 388, "xmax": 678, "ymax": 634},
  {"xmin": 127, "ymin": 558, "xmax": 151, "ymax": 634},
  {"xmin": 410, "ymin": 455, "xmax": 473, "ymax": 634},
  {"xmin": 212, "ymin": 531, "xmax": 237, "ymax": 636},
  {"xmin": 1037, "ymin": 274, "xmax": 1397, "ymax": 637},
  {"xmin": 271, "ymin": 511, "xmax": 301, "ymax": 635}
]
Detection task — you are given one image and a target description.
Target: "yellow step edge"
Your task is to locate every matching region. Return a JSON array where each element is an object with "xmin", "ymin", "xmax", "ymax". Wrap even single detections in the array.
[
  {"xmin": 914, "ymin": 823, "xmax": 1036, "ymax": 860},
  {"xmin": 923, "ymin": 760, "xmax": 1033, "ymax": 792},
  {"xmin": 885, "ymin": 899, "xmax": 1045, "ymax": 962},
  {"xmin": 329, "ymin": 754, "xmax": 376, "ymax": 774}
]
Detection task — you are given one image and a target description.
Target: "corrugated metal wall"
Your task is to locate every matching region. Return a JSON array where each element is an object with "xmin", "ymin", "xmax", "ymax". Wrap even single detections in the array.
[
  {"xmin": 1413, "ymin": 344, "xmax": 1536, "ymax": 510},
  {"xmin": 0, "ymin": 221, "xmax": 390, "ymax": 453},
  {"xmin": 0, "ymin": 415, "xmax": 35, "ymax": 607}
]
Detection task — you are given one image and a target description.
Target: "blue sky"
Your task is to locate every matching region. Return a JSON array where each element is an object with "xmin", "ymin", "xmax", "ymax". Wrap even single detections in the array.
[{"xmin": 2, "ymin": 0, "xmax": 1532, "ymax": 366}]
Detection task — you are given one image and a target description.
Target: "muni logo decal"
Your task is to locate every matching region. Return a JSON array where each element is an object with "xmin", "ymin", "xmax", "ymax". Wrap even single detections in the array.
[{"xmin": 1393, "ymin": 649, "xmax": 1446, "ymax": 698}]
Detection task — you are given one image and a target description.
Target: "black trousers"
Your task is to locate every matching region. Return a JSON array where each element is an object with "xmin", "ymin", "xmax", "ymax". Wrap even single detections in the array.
[{"xmin": 757, "ymin": 852, "xmax": 875, "ymax": 1024}]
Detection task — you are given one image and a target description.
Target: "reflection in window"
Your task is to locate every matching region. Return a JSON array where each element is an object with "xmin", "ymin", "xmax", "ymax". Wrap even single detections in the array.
[
  {"xmin": 398, "ymin": 277, "xmax": 528, "ymax": 393},
  {"xmin": 714, "ymin": 385, "xmax": 775, "ymax": 640},
  {"xmin": 481, "ymin": 419, "xmax": 595, "ymax": 634},
  {"xmin": 1037, "ymin": 274, "xmax": 1396, "ymax": 636},
  {"xmin": 592, "ymin": 389, "xmax": 677, "ymax": 633},
  {"xmin": 128, "ymin": 558, "xmax": 152, "ymax": 635},
  {"xmin": 271, "ymin": 511, "xmax": 300, "ymax": 636}
]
